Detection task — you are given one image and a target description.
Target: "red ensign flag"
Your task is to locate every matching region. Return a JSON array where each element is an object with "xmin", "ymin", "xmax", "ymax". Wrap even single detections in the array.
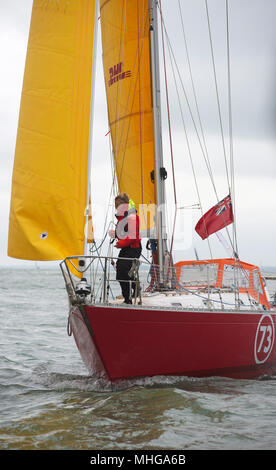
[{"xmin": 195, "ymin": 195, "xmax": 233, "ymax": 240}]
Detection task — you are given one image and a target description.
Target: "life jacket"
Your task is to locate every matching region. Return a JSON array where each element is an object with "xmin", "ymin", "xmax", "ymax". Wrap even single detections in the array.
[{"xmin": 115, "ymin": 201, "xmax": 141, "ymax": 249}]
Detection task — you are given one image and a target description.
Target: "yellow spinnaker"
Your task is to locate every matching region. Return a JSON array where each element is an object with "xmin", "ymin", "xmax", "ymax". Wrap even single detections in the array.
[
  {"xmin": 8, "ymin": 0, "xmax": 96, "ymax": 261},
  {"xmin": 100, "ymin": 0, "xmax": 156, "ymax": 232}
]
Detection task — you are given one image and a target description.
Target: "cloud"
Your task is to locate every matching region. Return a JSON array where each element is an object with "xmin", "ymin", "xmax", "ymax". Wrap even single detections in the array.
[{"xmin": 160, "ymin": 0, "xmax": 276, "ymax": 140}]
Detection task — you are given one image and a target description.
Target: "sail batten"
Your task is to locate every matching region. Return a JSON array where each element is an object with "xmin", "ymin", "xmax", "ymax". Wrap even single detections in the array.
[{"xmin": 8, "ymin": 0, "xmax": 97, "ymax": 261}]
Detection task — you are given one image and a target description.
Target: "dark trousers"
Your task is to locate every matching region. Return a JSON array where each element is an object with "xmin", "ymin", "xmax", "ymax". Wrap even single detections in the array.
[{"xmin": 116, "ymin": 245, "xmax": 142, "ymax": 303}]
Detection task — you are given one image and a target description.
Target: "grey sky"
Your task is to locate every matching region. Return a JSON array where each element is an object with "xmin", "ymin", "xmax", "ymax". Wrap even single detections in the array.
[{"xmin": 0, "ymin": 0, "xmax": 275, "ymax": 267}]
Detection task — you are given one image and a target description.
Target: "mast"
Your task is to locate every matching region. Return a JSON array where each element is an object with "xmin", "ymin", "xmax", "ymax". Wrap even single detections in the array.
[
  {"xmin": 149, "ymin": 0, "xmax": 167, "ymax": 282},
  {"xmin": 84, "ymin": 0, "xmax": 99, "ymax": 256}
]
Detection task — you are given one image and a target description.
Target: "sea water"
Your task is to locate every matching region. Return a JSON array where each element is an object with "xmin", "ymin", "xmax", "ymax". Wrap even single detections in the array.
[{"xmin": 0, "ymin": 266, "xmax": 276, "ymax": 450}]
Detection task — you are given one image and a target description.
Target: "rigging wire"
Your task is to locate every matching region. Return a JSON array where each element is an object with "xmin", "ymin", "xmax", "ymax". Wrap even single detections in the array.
[
  {"xmin": 165, "ymin": 0, "xmax": 238, "ymax": 258},
  {"xmin": 103, "ymin": 1, "xmax": 150, "ymax": 240},
  {"xmin": 205, "ymin": 0, "xmax": 239, "ymax": 259},
  {"xmin": 159, "ymin": 8, "xmax": 221, "ymax": 213},
  {"xmin": 90, "ymin": 133, "xmax": 117, "ymax": 283},
  {"xmin": 137, "ymin": 0, "xmax": 145, "ymax": 207},
  {"xmin": 178, "ymin": 0, "xmax": 219, "ymax": 202},
  {"xmin": 115, "ymin": 5, "xmax": 149, "ymax": 189},
  {"xmin": 226, "ymin": 0, "xmax": 238, "ymax": 257},
  {"xmin": 160, "ymin": 14, "xmax": 214, "ymax": 259},
  {"xmin": 113, "ymin": 3, "xmax": 159, "ymax": 239},
  {"xmin": 95, "ymin": 4, "xmax": 150, "ymax": 283},
  {"xmin": 164, "ymin": 23, "xmax": 214, "ymax": 259},
  {"xmin": 102, "ymin": 1, "xmax": 239, "ymax": 268},
  {"xmin": 159, "ymin": 0, "xmax": 177, "ymax": 262},
  {"xmin": 178, "ymin": 0, "xmax": 236, "ymax": 256},
  {"xmin": 114, "ymin": 0, "xmax": 127, "ymax": 162},
  {"xmin": 203, "ymin": 0, "xmax": 239, "ymax": 256},
  {"xmin": 205, "ymin": 0, "xmax": 231, "ymax": 194}
]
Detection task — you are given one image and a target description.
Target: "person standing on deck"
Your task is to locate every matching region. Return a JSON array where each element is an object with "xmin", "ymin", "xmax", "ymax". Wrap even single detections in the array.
[{"xmin": 109, "ymin": 193, "xmax": 142, "ymax": 304}]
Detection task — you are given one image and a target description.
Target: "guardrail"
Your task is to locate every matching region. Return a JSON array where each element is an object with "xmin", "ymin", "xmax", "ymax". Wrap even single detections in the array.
[
  {"xmin": 60, "ymin": 255, "xmax": 146, "ymax": 306},
  {"xmin": 59, "ymin": 255, "xmax": 269, "ymax": 309}
]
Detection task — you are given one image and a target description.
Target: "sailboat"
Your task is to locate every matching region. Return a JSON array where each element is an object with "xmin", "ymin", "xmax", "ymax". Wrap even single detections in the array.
[{"xmin": 8, "ymin": 0, "xmax": 276, "ymax": 380}]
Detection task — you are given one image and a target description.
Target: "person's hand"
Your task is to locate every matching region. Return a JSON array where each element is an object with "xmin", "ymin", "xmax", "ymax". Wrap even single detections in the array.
[
  {"xmin": 115, "ymin": 240, "xmax": 124, "ymax": 249},
  {"xmin": 108, "ymin": 229, "xmax": 115, "ymax": 238}
]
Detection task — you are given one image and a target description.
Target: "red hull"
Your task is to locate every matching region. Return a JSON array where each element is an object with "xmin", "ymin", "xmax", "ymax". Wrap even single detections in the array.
[{"xmin": 70, "ymin": 304, "xmax": 276, "ymax": 381}]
